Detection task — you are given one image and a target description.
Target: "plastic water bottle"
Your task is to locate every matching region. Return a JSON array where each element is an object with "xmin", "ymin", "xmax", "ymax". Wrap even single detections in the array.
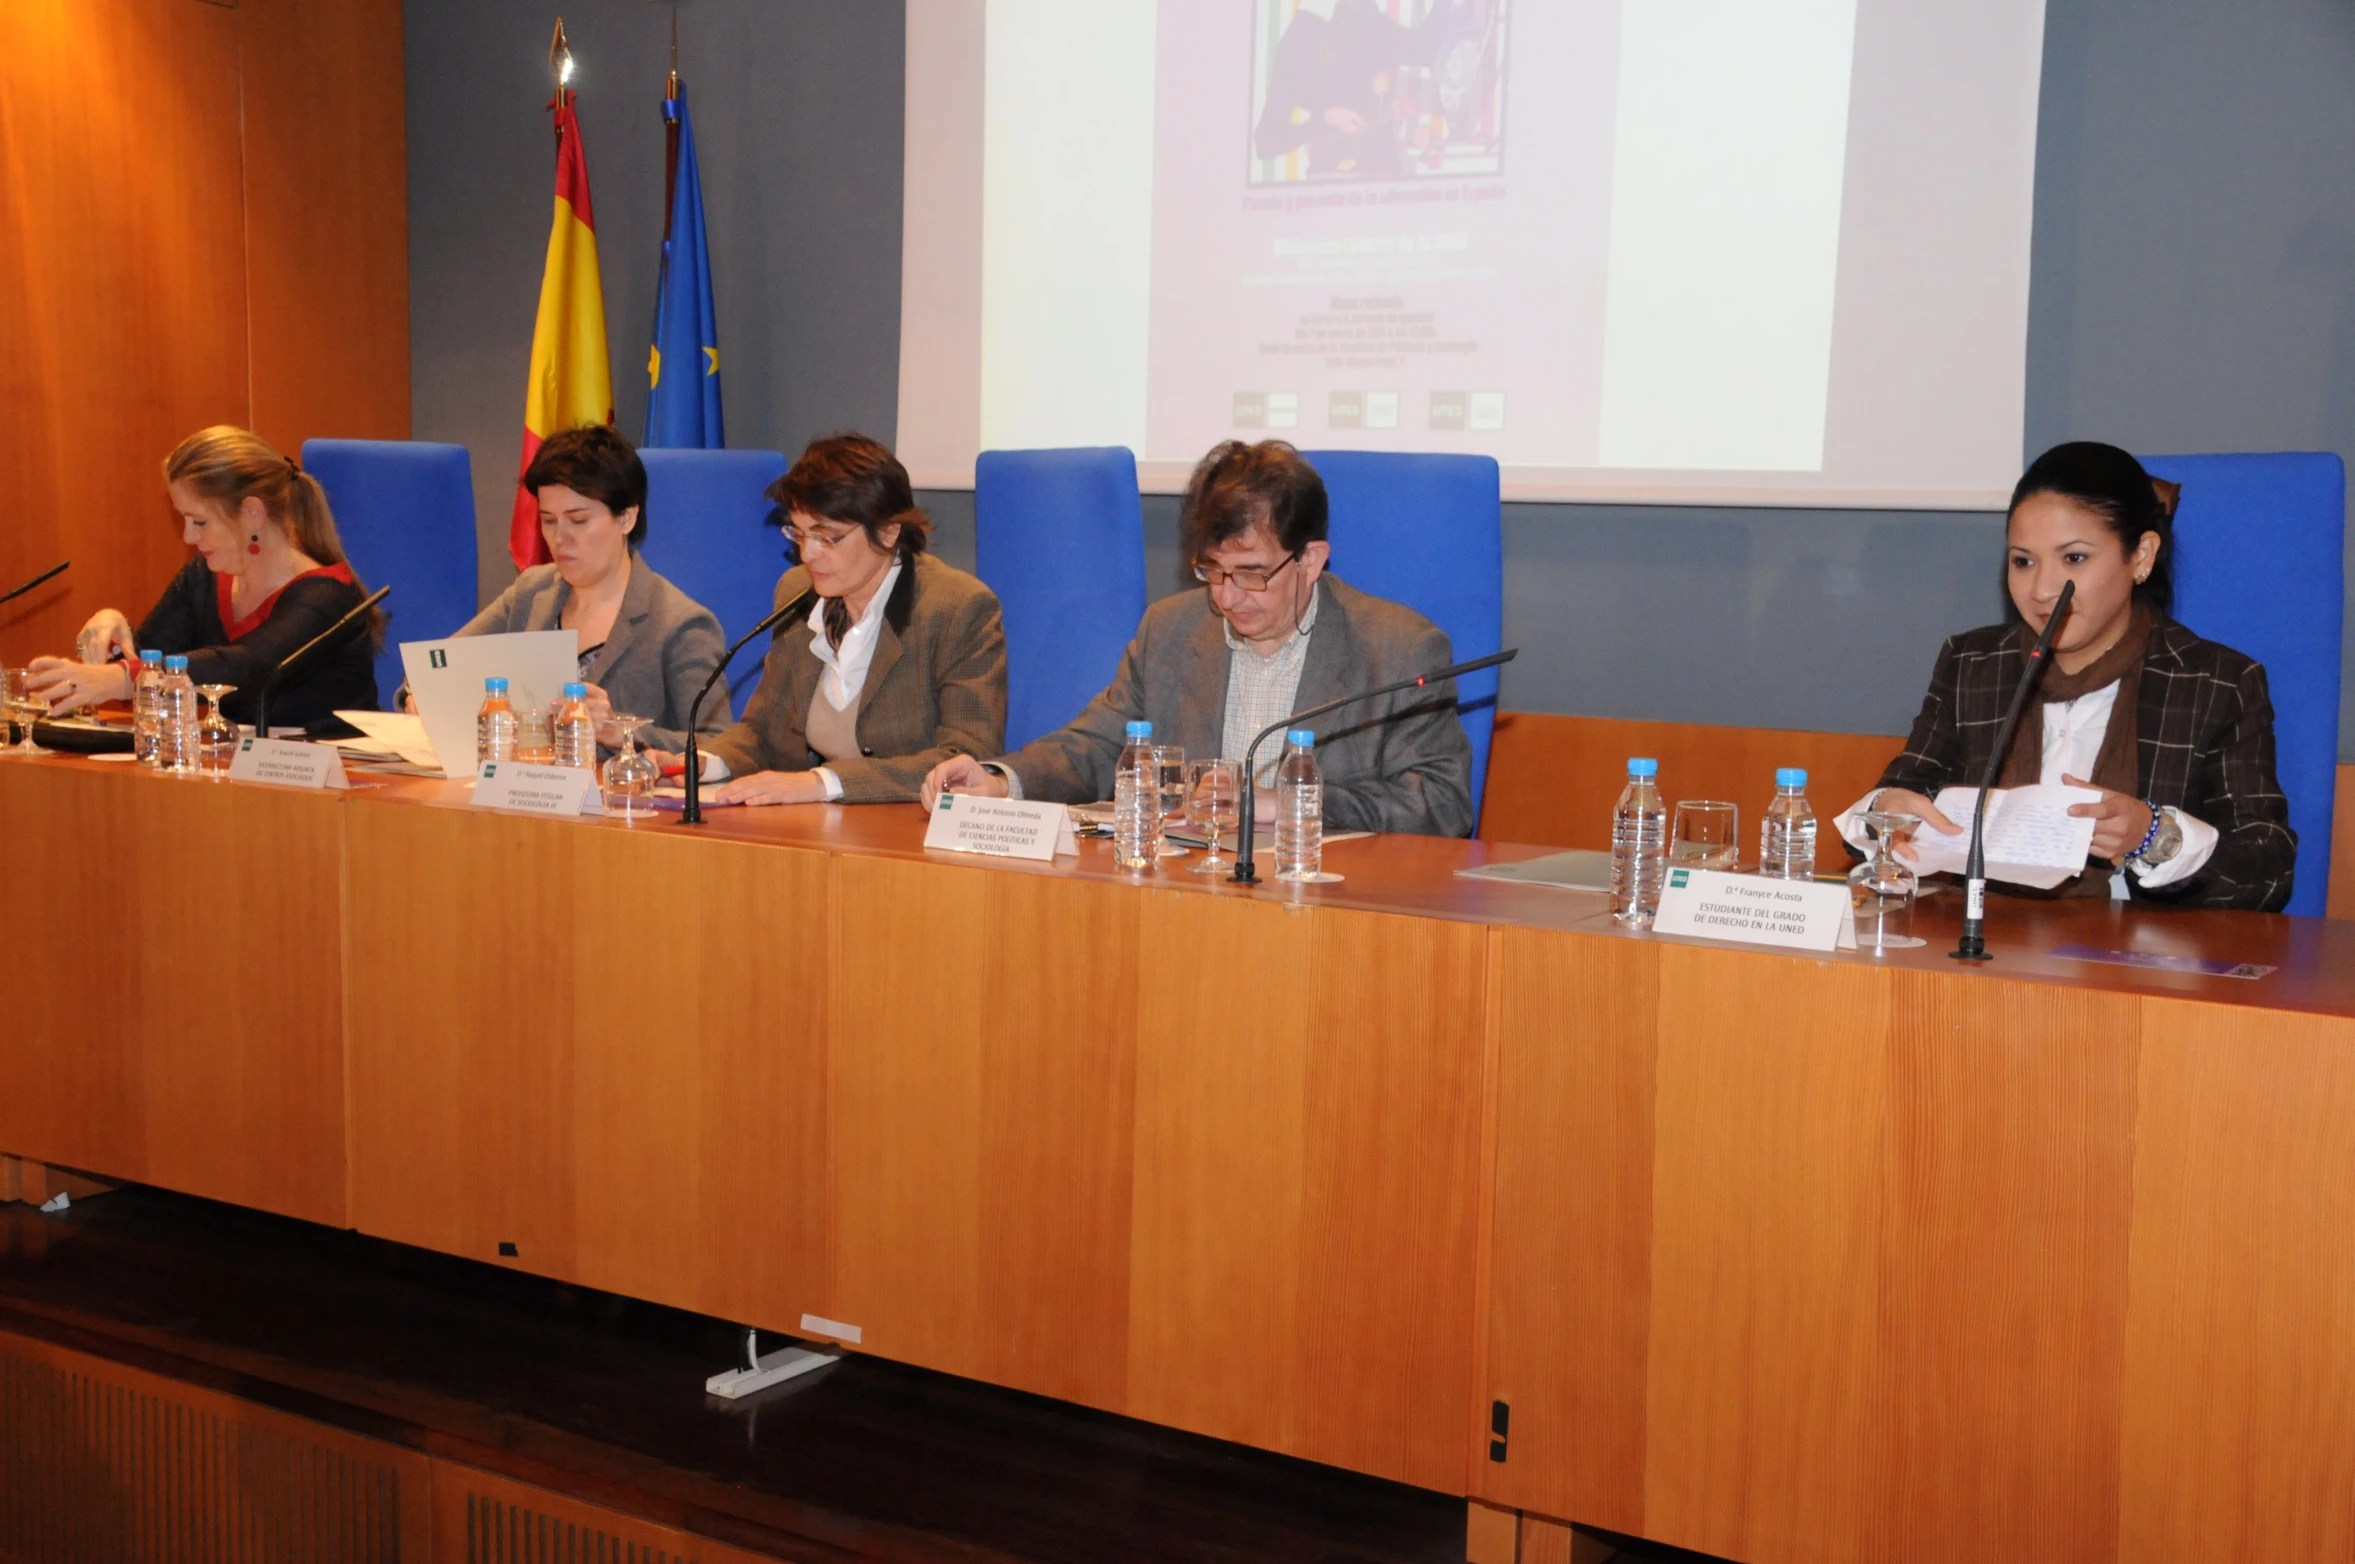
[
  {"xmin": 476, "ymin": 677, "xmax": 517, "ymax": 769},
  {"xmin": 1759, "ymin": 767, "xmax": 1819, "ymax": 880},
  {"xmin": 1610, "ymin": 757, "xmax": 1667, "ymax": 926},
  {"xmin": 1113, "ymin": 719, "xmax": 1159, "ymax": 870},
  {"xmin": 156, "ymin": 655, "xmax": 198, "ymax": 774},
  {"xmin": 131, "ymin": 648, "xmax": 165, "ymax": 767},
  {"xmin": 1274, "ymin": 729, "xmax": 1325, "ymax": 881},
  {"xmin": 552, "ymin": 681, "xmax": 597, "ymax": 771}
]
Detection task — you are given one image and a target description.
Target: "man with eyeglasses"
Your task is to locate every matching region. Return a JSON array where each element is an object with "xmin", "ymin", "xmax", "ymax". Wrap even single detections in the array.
[{"xmin": 920, "ymin": 440, "xmax": 1473, "ymax": 836}]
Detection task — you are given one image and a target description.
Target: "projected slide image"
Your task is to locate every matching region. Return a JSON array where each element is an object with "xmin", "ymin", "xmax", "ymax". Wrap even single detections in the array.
[{"xmin": 1248, "ymin": 0, "xmax": 1509, "ymax": 184}]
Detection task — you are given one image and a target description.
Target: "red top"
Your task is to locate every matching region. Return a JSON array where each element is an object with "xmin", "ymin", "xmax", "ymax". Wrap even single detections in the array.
[{"xmin": 216, "ymin": 562, "xmax": 356, "ymax": 641}]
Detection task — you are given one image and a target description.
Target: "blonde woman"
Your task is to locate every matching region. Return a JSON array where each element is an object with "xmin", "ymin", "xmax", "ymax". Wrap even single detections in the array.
[{"xmin": 30, "ymin": 426, "xmax": 382, "ymax": 731}]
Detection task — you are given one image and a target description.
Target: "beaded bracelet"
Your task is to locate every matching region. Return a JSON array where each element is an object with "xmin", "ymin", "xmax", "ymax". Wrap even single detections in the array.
[{"xmin": 2125, "ymin": 799, "xmax": 2164, "ymax": 864}]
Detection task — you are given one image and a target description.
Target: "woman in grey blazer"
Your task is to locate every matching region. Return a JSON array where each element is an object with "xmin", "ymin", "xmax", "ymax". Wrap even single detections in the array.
[{"xmin": 422, "ymin": 425, "xmax": 727, "ymax": 755}]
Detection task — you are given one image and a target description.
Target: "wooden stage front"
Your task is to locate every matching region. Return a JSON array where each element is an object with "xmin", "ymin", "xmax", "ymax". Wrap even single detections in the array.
[{"xmin": 3, "ymin": 755, "xmax": 2349, "ymax": 1564}]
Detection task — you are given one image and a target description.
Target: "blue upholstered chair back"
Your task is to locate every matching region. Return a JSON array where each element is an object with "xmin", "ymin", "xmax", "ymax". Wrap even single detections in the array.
[
  {"xmin": 637, "ymin": 448, "xmax": 790, "ymax": 719},
  {"xmin": 301, "ymin": 439, "xmax": 477, "ymax": 708},
  {"xmin": 974, "ymin": 447, "xmax": 1148, "ymax": 750},
  {"xmin": 2144, "ymin": 452, "xmax": 2344, "ymax": 916},
  {"xmin": 1300, "ymin": 450, "xmax": 1505, "ymax": 826}
]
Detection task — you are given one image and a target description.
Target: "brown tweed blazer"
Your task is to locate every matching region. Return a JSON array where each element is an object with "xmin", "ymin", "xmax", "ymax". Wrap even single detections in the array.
[
  {"xmin": 703, "ymin": 552, "xmax": 1007, "ymax": 803},
  {"xmin": 1877, "ymin": 616, "xmax": 2295, "ymax": 910}
]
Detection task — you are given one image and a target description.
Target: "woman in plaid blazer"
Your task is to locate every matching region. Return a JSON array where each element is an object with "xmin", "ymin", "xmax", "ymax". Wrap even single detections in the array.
[{"xmin": 1838, "ymin": 442, "xmax": 2294, "ymax": 911}]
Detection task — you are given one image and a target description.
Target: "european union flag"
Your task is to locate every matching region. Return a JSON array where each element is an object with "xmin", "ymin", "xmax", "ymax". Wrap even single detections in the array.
[{"xmin": 645, "ymin": 89, "xmax": 723, "ymax": 448}]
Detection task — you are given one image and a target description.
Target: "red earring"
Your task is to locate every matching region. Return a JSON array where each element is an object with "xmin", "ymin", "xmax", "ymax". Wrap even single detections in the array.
[{"xmin": 248, "ymin": 535, "xmax": 261, "ymax": 555}]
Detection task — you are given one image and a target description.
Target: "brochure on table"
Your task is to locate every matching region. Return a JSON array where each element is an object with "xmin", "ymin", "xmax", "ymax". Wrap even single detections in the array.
[{"xmin": 399, "ymin": 630, "xmax": 578, "ymax": 780}]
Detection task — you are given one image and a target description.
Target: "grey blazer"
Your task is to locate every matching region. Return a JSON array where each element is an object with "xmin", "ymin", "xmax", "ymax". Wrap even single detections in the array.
[
  {"xmin": 454, "ymin": 556, "xmax": 727, "ymax": 754},
  {"xmin": 995, "ymin": 574, "xmax": 1475, "ymax": 837}
]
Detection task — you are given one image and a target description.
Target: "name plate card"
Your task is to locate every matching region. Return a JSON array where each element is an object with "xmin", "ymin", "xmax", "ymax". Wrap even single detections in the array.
[
  {"xmin": 923, "ymin": 793, "xmax": 1078, "ymax": 861},
  {"xmin": 471, "ymin": 762, "xmax": 602, "ymax": 817},
  {"xmin": 1653, "ymin": 867, "xmax": 1856, "ymax": 953},
  {"xmin": 226, "ymin": 736, "xmax": 348, "ymax": 790}
]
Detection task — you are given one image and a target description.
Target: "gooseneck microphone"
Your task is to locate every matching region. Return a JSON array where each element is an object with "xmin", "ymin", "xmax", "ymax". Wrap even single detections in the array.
[
  {"xmin": 680, "ymin": 591, "xmax": 810, "ymax": 825},
  {"xmin": 1950, "ymin": 579, "xmax": 2073, "ymax": 963},
  {"xmin": 0, "ymin": 561, "xmax": 68, "ymax": 607},
  {"xmin": 1228, "ymin": 648, "xmax": 1517, "ymax": 885},
  {"xmin": 253, "ymin": 585, "xmax": 389, "ymax": 736}
]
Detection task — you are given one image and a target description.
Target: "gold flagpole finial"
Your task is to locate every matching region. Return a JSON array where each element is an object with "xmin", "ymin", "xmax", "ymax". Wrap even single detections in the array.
[{"xmin": 549, "ymin": 18, "xmax": 575, "ymax": 97}]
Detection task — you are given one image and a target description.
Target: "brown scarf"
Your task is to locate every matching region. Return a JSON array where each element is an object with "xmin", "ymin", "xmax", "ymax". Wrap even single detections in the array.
[{"xmin": 1996, "ymin": 601, "xmax": 2151, "ymax": 893}]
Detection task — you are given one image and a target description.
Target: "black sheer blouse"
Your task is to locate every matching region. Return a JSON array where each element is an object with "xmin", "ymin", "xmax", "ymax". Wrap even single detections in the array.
[{"xmin": 136, "ymin": 557, "xmax": 379, "ymax": 730}]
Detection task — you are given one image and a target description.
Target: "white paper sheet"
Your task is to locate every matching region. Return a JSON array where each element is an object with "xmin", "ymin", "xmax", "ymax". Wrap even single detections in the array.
[
  {"xmin": 333, "ymin": 709, "xmax": 443, "ymax": 772},
  {"xmin": 1900, "ymin": 783, "xmax": 2102, "ymax": 889},
  {"xmin": 399, "ymin": 630, "xmax": 579, "ymax": 780}
]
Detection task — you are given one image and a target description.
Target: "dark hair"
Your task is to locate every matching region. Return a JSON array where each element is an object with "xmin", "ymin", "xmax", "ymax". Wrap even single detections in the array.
[
  {"xmin": 2007, "ymin": 440, "xmax": 2178, "ymax": 615},
  {"xmin": 1181, "ymin": 440, "xmax": 1329, "ymax": 559},
  {"xmin": 523, "ymin": 424, "xmax": 648, "ymax": 546},
  {"xmin": 771, "ymin": 433, "xmax": 932, "ymax": 561}
]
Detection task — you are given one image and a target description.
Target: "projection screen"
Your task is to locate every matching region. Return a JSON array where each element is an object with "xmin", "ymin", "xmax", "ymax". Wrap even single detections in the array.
[{"xmin": 898, "ymin": 0, "xmax": 2048, "ymax": 507}]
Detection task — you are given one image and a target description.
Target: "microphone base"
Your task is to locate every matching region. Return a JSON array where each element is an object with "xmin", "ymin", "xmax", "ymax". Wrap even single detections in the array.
[{"xmin": 1950, "ymin": 931, "xmax": 1992, "ymax": 962}]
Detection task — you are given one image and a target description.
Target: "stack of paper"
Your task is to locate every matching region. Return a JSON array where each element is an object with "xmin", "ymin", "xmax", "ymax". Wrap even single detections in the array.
[{"xmin": 1900, "ymin": 783, "xmax": 2102, "ymax": 889}]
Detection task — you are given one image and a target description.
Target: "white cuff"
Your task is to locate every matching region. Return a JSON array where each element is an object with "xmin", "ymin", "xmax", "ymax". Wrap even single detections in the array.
[
  {"xmin": 814, "ymin": 766, "xmax": 844, "ymax": 802},
  {"xmin": 981, "ymin": 761, "xmax": 1024, "ymax": 800},
  {"xmin": 2130, "ymin": 806, "xmax": 2220, "ymax": 887},
  {"xmin": 702, "ymin": 753, "xmax": 730, "ymax": 782}
]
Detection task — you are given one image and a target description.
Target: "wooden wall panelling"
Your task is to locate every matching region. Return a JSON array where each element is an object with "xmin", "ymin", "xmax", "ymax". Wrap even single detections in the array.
[
  {"xmin": 1475, "ymin": 930, "xmax": 1659, "ymax": 1534},
  {"xmin": 0, "ymin": 0, "xmax": 250, "ymax": 664},
  {"xmin": 1640, "ymin": 947, "xmax": 1891, "ymax": 1564},
  {"xmin": 429, "ymin": 1461, "xmax": 778, "ymax": 1564},
  {"xmin": 236, "ymin": 0, "xmax": 412, "ymax": 450},
  {"xmin": 2119, "ymin": 999, "xmax": 2355, "ymax": 1563},
  {"xmin": 0, "ymin": 764, "xmax": 345, "ymax": 1226},
  {"xmin": 831, "ymin": 855, "xmax": 1140, "ymax": 1408},
  {"xmin": 346, "ymin": 805, "xmax": 586, "ymax": 1278},
  {"xmin": 1860, "ymin": 972, "xmax": 2139, "ymax": 1563},
  {"xmin": 0, "ymin": 1328, "xmax": 433, "ymax": 1561},
  {"xmin": 565, "ymin": 829, "xmax": 831, "ymax": 1333}
]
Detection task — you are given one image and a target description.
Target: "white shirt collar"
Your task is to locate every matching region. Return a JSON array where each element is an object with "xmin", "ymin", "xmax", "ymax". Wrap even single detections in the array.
[{"xmin": 807, "ymin": 561, "xmax": 902, "ymax": 710}]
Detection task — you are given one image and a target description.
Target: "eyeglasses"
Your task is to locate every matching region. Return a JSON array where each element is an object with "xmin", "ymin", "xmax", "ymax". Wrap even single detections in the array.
[
  {"xmin": 783, "ymin": 522, "xmax": 862, "ymax": 554},
  {"xmin": 1193, "ymin": 552, "xmax": 1300, "ymax": 593}
]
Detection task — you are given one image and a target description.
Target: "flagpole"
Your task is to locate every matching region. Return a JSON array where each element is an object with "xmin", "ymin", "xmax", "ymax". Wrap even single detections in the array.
[
  {"xmin": 662, "ymin": 5, "xmax": 681, "ymax": 242},
  {"xmin": 549, "ymin": 17, "xmax": 574, "ymax": 129}
]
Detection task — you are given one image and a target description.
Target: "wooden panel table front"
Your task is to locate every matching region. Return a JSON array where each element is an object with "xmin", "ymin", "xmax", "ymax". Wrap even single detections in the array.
[{"xmin": 4, "ymin": 754, "xmax": 2352, "ymax": 1562}]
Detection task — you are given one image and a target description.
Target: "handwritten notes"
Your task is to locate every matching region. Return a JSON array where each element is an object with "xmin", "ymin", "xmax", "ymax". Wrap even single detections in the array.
[{"xmin": 1903, "ymin": 784, "xmax": 2102, "ymax": 888}]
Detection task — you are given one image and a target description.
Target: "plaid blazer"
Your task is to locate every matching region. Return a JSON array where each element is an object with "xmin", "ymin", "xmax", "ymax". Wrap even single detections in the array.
[
  {"xmin": 704, "ymin": 553, "xmax": 1007, "ymax": 803},
  {"xmin": 1877, "ymin": 617, "xmax": 2296, "ymax": 911}
]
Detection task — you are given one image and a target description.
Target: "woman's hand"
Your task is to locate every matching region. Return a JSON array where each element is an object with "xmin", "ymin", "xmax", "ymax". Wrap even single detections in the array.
[
  {"xmin": 24, "ymin": 657, "xmax": 129, "ymax": 714},
  {"xmin": 711, "ymin": 769, "xmax": 829, "ymax": 807},
  {"xmin": 2063, "ymin": 774, "xmax": 2155, "ymax": 862},
  {"xmin": 74, "ymin": 610, "xmax": 136, "ymax": 667},
  {"xmin": 1870, "ymin": 789, "xmax": 1961, "ymax": 864},
  {"xmin": 578, "ymin": 682, "xmax": 621, "ymax": 747}
]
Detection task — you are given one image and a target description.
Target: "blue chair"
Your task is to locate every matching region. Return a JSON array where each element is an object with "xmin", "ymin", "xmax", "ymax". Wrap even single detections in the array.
[
  {"xmin": 301, "ymin": 439, "xmax": 477, "ymax": 708},
  {"xmin": 974, "ymin": 448, "xmax": 1148, "ymax": 750},
  {"xmin": 637, "ymin": 448, "xmax": 791, "ymax": 719},
  {"xmin": 2143, "ymin": 452, "xmax": 2343, "ymax": 917},
  {"xmin": 1301, "ymin": 450, "xmax": 1504, "ymax": 828}
]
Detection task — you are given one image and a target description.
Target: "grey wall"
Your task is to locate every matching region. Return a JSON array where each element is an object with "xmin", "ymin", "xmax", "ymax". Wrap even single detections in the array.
[{"xmin": 407, "ymin": 0, "xmax": 2355, "ymax": 753}]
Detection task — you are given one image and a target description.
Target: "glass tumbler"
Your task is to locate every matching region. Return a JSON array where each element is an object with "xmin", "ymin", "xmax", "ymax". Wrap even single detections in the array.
[{"xmin": 1669, "ymin": 800, "xmax": 1740, "ymax": 872}]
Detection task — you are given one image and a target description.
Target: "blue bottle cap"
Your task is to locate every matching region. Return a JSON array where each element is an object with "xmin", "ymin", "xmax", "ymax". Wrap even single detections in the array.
[
  {"xmin": 140, "ymin": 648, "xmax": 163, "ymax": 663},
  {"xmin": 164, "ymin": 654, "xmax": 189, "ymax": 671},
  {"xmin": 1286, "ymin": 728, "xmax": 1316, "ymax": 746},
  {"xmin": 485, "ymin": 676, "xmax": 509, "ymax": 693},
  {"xmin": 1125, "ymin": 720, "xmax": 1153, "ymax": 739},
  {"xmin": 1776, "ymin": 767, "xmax": 1808, "ymax": 788},
  {"xmin": 561, "ymin": 681, "xmax": 587, "ymax": 698},
  {"xmin": 1626, "ymin": 756, "xmax": 1658, "ymax": 777}
]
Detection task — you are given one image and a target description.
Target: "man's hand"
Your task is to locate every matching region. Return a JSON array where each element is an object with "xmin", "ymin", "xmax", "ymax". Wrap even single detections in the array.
[
  {"xmin": 920, "ymin": 754, "xmax": 1007, "ymax": 809},
  {"xmin": 2063, "ymin": 774, "xmax": 2155, "ymax": 862}
]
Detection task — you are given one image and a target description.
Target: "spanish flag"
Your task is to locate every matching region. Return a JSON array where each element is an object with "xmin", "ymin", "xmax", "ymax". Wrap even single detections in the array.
[{"xmin": 508, "ymin": 88, "xmax": 614, "ymax": 570}]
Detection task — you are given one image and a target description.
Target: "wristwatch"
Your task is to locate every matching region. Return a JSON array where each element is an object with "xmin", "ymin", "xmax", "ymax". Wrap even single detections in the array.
[{"xmin": 2129, "ymin": 804, "xmax": 2184, "ymax": 868}]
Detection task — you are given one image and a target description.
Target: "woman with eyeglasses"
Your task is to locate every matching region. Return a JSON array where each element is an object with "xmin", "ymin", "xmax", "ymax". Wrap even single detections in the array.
[{"xmin": 658, "ymin": 433, "xmax": 1007, "ymax": 805}]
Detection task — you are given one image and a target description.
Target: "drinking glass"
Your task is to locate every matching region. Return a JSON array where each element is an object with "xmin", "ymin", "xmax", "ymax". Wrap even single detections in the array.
[
  {"xmin": 2, "ymin": 669, "xmax": 50, "ymax": 757},
  {"xmin": 1151, "ymin": 744, "xmax": 1188, "ymax": 856},
  {"xmin": 600, "ymin": 713, "xmax": 659, "ymax": 821},
  {"xmin": 1850, "ymin": 810, "xmax": 1925, "ymax": 951},
  {"xmin": 1187, "ymin": 759, "xmax": 1243, "ymax": 875},
  {"xmin": 195, "ymin": 684, "xmax": 238, "ymax": 775},
  {"xmin": 1669, "ymin": 800, "xmax": 1740, "ymax": 871},
  {"xmin": 514, "ymin": 704, "xmax": 556, "ymax": 765}
]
